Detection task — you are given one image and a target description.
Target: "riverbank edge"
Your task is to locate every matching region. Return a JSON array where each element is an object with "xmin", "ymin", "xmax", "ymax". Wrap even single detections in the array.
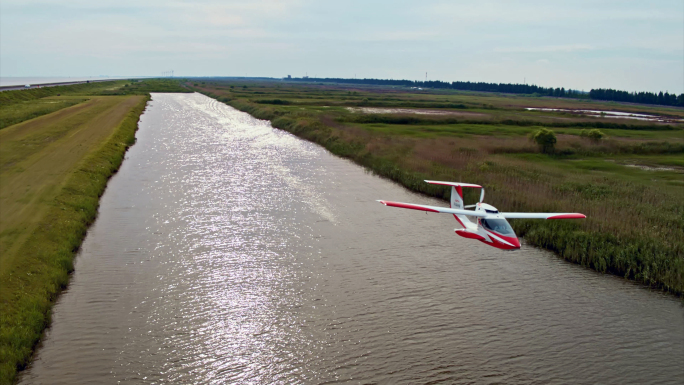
[
  {"xmin": 198, "ymin": 91, "xmax": 683, "ymax": 297},
  {"xmin": 0, "ymin": 95, "xmax": 151, "ymax": 385}
]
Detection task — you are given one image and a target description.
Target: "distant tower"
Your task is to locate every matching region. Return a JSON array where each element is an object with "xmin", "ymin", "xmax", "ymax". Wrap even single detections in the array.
[{"xmin": 425, "ymin": 72, "xmax": 427, "ymax": 82}]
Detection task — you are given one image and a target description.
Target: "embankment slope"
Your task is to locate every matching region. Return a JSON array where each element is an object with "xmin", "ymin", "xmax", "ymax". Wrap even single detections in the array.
[{"xmin": 0, "ymin": 95, "xmax": 149, "ymax": 385}]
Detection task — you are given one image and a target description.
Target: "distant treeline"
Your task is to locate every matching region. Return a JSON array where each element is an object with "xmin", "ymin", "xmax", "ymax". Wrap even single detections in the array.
[
  {"xmin": 590, "ymin": 88, "xmax": 683, "ymax": 107},
  {"xmin": 290, "ymin": 77, "xmax": 585, "ymax": 98},
  {"xmin": 289, "ymin": 77, "xmax": 684, "ymax": 107}
]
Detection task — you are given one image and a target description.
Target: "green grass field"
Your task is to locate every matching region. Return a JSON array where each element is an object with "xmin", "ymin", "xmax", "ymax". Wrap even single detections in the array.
[
  {"xmin": 193, "ymin": 79, "xmax": 684, "ymax": 298},
  {"xmin": 0, "ymin": 97, "xmax": 87, "ymax": 130}
]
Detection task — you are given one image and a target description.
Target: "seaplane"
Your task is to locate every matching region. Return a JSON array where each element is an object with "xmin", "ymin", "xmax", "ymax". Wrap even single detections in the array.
[{"xmin": 378, "ymin": 180, "xmax": 586, "ymax": 250}]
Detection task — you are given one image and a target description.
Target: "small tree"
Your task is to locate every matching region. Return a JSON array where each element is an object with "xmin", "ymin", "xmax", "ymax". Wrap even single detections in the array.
[
  {"xmin": 530, "ymin": 128, "xmax": 557, "ymax": 154},
  {"xmin": 580, "ymin": 128, "xmax": 606, "ymax": 142}
]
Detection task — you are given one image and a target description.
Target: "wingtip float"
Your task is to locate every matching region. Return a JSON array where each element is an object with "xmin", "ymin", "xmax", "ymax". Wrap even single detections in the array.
[{"xmin": 378, "ymin": 180, "xmax": 586, "ymax": 250}]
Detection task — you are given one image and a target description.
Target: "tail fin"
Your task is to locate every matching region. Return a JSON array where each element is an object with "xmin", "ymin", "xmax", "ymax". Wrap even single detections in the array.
[{"xmin": 424, "ymin": 180, "xmax": 482, "ymax": 209}]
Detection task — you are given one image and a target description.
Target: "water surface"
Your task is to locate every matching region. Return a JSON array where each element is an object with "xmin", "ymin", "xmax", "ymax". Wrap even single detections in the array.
[
  {"xmin": 525, "ymin": 107, "xmax": 683, "ymax": 123},
  {"xmin": 20, "ymin": 93, "xmax": 684, "ymax": 384}
]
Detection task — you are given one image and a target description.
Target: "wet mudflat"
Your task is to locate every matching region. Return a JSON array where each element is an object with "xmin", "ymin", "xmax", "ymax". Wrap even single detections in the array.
[{"xmin": 20, "ymin": 93, "xmax": 683, "ymax": 384}]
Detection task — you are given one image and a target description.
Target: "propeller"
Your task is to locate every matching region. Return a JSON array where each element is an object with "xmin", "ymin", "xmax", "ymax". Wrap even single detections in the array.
[{"xmin": 464, "ymin": 188, "xmax": 485, "ymax": 209}]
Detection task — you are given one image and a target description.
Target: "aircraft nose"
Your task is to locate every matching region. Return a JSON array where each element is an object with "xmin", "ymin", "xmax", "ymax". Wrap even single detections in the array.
[{"xmin": 511, "ymin": 237, "xmax": 521, "ymax": 249}]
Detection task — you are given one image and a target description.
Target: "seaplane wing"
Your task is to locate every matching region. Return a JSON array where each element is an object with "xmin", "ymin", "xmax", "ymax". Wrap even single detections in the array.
[
  {"xmin": 377, "ymin": 200, "xmax": 487, "ymax": 217},
  {"xmin": 500, "ymin": 212, "xmax": 586, "ymax": 219}
]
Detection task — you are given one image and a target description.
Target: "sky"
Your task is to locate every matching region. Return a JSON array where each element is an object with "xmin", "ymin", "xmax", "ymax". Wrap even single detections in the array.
[{"xmin": 1, "ymin": 0, "xmax": 683, "ymax": 93}]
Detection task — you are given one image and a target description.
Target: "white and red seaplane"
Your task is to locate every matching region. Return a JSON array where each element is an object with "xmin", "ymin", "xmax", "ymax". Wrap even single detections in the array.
[{"xmin": 378, "ymin": 180, "xmax": 586, "ymax": 250}]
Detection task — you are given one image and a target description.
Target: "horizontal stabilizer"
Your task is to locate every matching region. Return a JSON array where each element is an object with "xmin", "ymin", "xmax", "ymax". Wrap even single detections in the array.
[
  {"xmin": 377, "ymin": 200, "xmax": 487, "ymax": 217},
  {"xmin": 424, "ymin": 180, "xmax": 482, "ymax": 188},
  {"xmin": 501, "ymin": 212, "xmax": 586, "ymax": 219}
]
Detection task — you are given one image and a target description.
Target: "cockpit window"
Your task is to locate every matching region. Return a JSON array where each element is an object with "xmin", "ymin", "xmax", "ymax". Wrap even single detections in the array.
[{"xmin": 481, "ymin": 218, "xmax": 514, "ymax": 235}]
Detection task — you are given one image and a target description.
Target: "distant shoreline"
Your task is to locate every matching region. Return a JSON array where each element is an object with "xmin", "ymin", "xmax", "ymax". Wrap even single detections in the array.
[
  {"xmin": 0, "ymin": 77, "xmax": 151, "ymax": 91},
  {"xmin": 0, "ymin": 79, "xmax": 124, "ymax": 92}
]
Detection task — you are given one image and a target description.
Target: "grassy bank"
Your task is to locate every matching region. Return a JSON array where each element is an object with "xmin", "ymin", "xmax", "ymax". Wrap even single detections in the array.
[
  {"xmin": 0, "ymin": 79, "xmax": 189, "ymax": 106},
  {"xmin": 0, "ymin": 80, "xmax": 189, "ymax": 384},
  {"xmin": 193, "ymin": 80, "xmax": 683, "ymax": 296},
  {"xmin": 0, "ymin": 94, "xmax": 150, "ymax": 384},
  {"xmin": 0, "ymin": 79, "xmax": 190, "ymax": 131}
]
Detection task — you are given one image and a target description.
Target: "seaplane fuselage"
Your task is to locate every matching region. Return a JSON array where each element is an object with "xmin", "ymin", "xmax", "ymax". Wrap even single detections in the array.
[{"xmin": 378, "ymin": 181, "xmax": 585, "ymax": 250}]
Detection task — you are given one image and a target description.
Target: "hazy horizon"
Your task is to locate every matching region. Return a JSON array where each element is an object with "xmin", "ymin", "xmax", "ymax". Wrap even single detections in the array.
[{"xmin": 2, "ymin": 0, "xmax": 682, "ymax": 93}]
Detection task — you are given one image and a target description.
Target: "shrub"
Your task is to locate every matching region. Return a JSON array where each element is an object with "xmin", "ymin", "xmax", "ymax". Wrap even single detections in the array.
[
  {"xmin": 529, "ymin": 128, "xmax": 557, "ymax": 153},
  {"xmin": 580, "ymin": 128, "xmax": 606, "ymax": 142}
]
